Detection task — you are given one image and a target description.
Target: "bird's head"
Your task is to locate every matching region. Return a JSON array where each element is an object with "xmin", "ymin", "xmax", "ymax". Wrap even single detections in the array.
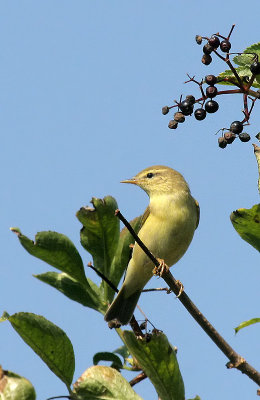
[{"xmin": 121, "ymin": 165, "xmax": 190, "ymax": 196}]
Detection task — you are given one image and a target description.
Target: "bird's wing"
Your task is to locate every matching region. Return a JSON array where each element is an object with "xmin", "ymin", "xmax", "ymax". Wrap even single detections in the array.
[
  {"xmin": 194, "ymin": 198, "xmax": 200, "ymax": 229},
  {"xmin": 139, "ymin": 205, "xmax": 150, "ymax": 229}
]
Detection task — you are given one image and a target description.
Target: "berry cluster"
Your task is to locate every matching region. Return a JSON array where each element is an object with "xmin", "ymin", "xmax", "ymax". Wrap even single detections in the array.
[
  {"xmin": 218, "ymin": 121, "xmax": 250, "ymax": 149},
  {"xmin": 162, "ymin": 25, "xmax": 260, "ymax": 149}
]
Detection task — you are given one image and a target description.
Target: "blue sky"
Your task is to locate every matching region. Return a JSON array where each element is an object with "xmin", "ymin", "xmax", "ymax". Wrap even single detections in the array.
[{"xmin": 1, "ymin": 2, "xmax": 260, "ymax": 399}]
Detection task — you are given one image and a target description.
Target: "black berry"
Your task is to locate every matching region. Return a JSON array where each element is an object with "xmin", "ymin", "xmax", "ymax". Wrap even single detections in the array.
[
  {"xmin": 202, "ymin": 54, "xmax": 212, "ymax": 65},
  {"xmin": 220, "ymin": 40, "xmax": 231, "ymax": 53},
  {"xmin": 179, "ymin": 100, "xmax": 194, "ymax": 116},
  {"xmin": 239, "ymin": 132, "xmax": 251, "ymax": 142},
  {"xmin": 218, "ymin": 137, "xmax": 227, "ymax": 149},
  {"xmin": 203, "ymin": 43, "xmax": 214, "ymax": 55},
  {"xmin": 205, "ymin": 100, "xmax": 219, "ymax": 113},
  {"xmin": 205, "ymin": 74, "xmax": 217, "ymax": 85},
  {"xmin": 206, "ymin": 86, "xmax": 218, "ymax": 98},
  {"xmin": 250, "ymin": 61, "xmax": 260, "ymax": 75},
  {"xmin": 224, "ymin": 132, "xmax": 236, "ymax": 144},
  {"xmin": 162, "ymin": 106, "xmax": 169, "ymax": 115},
  {"xmin": 186, "ymin": 95, "xmax": 196, "ymax": 105},
  {"xmin": 168, "ymin": 120, "xmax": 178, "ymax": 129},
  {"xmin": 194, "ymin": 108, "xmax": 206, "ymax": 121},
  {"xmin": 195, "ymin": 35, "xmax": 202, "ymax": 45},
  {"xmin": 208, "ymin": 35, "xmax": 220, "ymax": 49},
  {"xmin": 174, "ymin": 112, "xmax": 185, "ymax": 123},
  {"xmin": 230, "ymin": 121, "xmax": 243, "ymax": 134}
]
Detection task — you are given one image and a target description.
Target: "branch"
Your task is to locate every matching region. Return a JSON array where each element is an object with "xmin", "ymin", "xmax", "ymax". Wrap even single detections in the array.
[
  {"xmin": 129, "ymin": 371, "xmax": 147, "ymax": 387},
  {"xmin": 115, "ymin": 209, "xmax": 260, "ymax": 387}
]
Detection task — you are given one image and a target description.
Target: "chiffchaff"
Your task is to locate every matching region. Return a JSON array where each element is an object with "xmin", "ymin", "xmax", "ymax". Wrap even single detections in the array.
[{"xmin": 104, "ymin": 165, "xmax": 199, "ymax": 325}]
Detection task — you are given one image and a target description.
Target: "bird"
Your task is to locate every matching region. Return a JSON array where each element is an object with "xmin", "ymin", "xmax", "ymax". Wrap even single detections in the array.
[{"xmin": 104, "ymin": 165, "xmax": 199, "ymax": 325}]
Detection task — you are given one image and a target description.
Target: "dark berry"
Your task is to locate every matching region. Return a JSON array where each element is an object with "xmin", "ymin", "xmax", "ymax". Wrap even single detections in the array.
[
  {"xmin": 208, "ymin": 35, "xmax": 220, "ymax": 49},
  {"xmin": 205, "ymin": 100, "xmax": 219, "ymax": 113},
  {"xmin": 194, "ymin": 108, "xmax": 206, "ymax": 121},
  {"xmin": 186, "ymin": 95, "xmax": 196, "ymax": 105},
  {"xmin": 174, "ymin": 112, "xmax": 185, "ymax": 123},
  {"xmin": 179, "ymin": 100, "xmax": 194, "ymax": 116},
  {"xmin": 202, "ymin": 54, "xmax": 212, "ymax": 65},
  {"xmin": 239, "ymin": 132, "xmax": 251, "ymax": 142},
  {"xmin": 205, "ymin": 74, "xmax": 217, "ymax": 85},
  {"xmin": 218, "ymin": 137, "xmax": 227, "ymax": 149},
  {"xmin": 230, "ymin": 121, "xmax": 243, "ymax": 134},
  {"xmin": 256, "ymin": 132, "xmax": 260, "ymax": 140},
  {"xmin": 203, "ymin": 43, "xmax": 214, "ymax": 55},
  {"xmin": 250, "ymin": 61, "xmax": 260, "ymax": 75},
  {"xmin": 220, "ymin": 40, "xmax": 231, "ymax": 52},
  {"xmin": 195, "ymin": 35, "xmax": 202, "ymax": 45},
  {"xmin": 168, "ymin": 120, "xmax": 178, "ymax": 129},
  {"xmin": 206, "ymin": 86, "xmax": 218, "ymax": 98},
  {"xmin": 162, "ymin": 106, "xmax": 169, "ymax": 115},
  {"xmin": 224, "ymin": 132, "xmax": 236, "ymax": 144}
]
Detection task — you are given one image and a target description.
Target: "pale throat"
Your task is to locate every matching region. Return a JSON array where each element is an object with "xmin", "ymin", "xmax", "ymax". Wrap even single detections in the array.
[{"xmin": 149, "ymin": 190, "xmax": 190, "ymax": 219}]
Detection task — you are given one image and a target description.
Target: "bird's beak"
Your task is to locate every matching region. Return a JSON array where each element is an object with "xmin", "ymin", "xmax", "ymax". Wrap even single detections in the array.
[{"xmin": 120, "ymin": 177, "xmax": 138, "ymax": 185}]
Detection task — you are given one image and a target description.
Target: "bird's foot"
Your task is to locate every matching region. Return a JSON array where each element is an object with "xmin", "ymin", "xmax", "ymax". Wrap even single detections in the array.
[
  {"xmin": 153, "ymin": 258, "xmax": 169, "ymax": 277},
  {"xmin": 175, "ymin": 280, "xmax": 184, "ymax": 297}
]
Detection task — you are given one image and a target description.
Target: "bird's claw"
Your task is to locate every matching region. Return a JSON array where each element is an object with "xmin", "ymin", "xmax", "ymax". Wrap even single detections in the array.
[
  {"xmin": 175, "ymin": 280, "xmax": 184, "ymax": 297},
  {"xmin": 153, "ymin": 258, "xmax": 169, "ymax": 277}
]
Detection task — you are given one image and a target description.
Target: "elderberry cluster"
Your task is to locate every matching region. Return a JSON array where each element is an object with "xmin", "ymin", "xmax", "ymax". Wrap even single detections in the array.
[
  {"xmin": 162, "ymin": 25, "xmax": 260, "ymax": 149},
  {"xmin": 218, "ymin": 121, "xmax": 250, "ymax": 149}
]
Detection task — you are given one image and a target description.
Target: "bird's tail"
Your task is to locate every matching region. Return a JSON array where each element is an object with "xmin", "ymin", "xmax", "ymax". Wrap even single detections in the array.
[{"xmin": 104, "ymin": 285, "xmax": 141, "ymax": 325}]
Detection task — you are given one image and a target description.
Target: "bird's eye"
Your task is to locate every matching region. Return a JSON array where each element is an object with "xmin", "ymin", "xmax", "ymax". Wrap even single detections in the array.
[{"xmin": 146, "ymin": 172, "xmax": 154, "ymax": 178}]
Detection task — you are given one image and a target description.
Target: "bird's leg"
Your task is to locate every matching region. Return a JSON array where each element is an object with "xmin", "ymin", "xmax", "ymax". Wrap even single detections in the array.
[{"xmin": 153, "ymin": 258, "xmax": 169, "ymax": 277}]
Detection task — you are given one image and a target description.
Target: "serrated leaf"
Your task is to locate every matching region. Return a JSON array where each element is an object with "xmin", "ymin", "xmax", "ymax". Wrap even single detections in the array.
[
  {"xmin": 234, "ymin": 42, "xmax": 260, "ymax": 66},
  {"xmin": 73, "ymin": 365, "xmax": 143, "ymax": 400},
  {"xmin": 230, "ymin": 204, "xmax": 260, "ymax": 251},
  {"xmin": 217, "ymin": 42, "xmax": 260, "ymax": 89},
  {"xmin": 235, "ymin": 318, "xmax": 260, "ymax": 333},
  {"xmin": 109, "ymin": 216, "xmax": 143, "ymax": 290},
  {"xmin": 0, "ymin": 367, "xmax": 36, "ymax": 400},
  {"xmin": 122, "ymin": 330, "xmax": 185, "ymax": 400},
  {"xmin": 93, "ymin": 352, "xmax": 123, "ymax": 370},
  {"xmin": 11, "ymin": 229, "xmax": 86, "ymax": 283},
  {"xmin": 34, "ymin": 272, "xmax": 107, "ymax": 313},
  {"xmin": 76, "ymin": 196, "xmax": 120, "ymax": 302},
  {"xmin": 3, "ymin": 312, "xmax": 75, "ymax": 388}
]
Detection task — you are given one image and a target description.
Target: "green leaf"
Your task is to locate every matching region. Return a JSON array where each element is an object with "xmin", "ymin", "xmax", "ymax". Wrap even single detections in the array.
[
  {"xmin": 122, "ymin": 330, "xmax": 185, "ymax": 400},
  {"xmin": 233, "ymin": 42, "xmax": 260, "ymax": 66},
  {"xmin": 0, "ymin": 367, "xmax": 36, "ymax": 400},
  {"xmin": 235, "ymin": 318, "xmax": 260, "ymax": 333},
  {"xmin": 11, "ymin": 229, "xmax": 86, "ymax": 283},
  {"xmin": 217, "ymin": 42, "xmax": 260, "ymax": 89},
  {"xmin": 2, "ymin": 312, "xmax": 75, "ymax": 388},
  {"xmin": 93, "ymin": 352, "xmax": 123, "ymax": 370},
  {"xmin": 109, "ymin": 216, "xmax": 143, "ymax": 290},
  {"xmin": 34, "ymin": 272, "xmax": 107, "ymax": 313},
  {"xmin": 187, "ymin": 397, "xmax": 201, "ymax": 400},
  {"xmin": 73, "ymin": 365, "xmax": 143, "ymax": 400},
  {"xmin": 76, "ymin": 196, "xmax": 120, "ymax": 301},
  {"xmin": 230, "ymin": 204, "xmax": 260, "ymax": 251}
]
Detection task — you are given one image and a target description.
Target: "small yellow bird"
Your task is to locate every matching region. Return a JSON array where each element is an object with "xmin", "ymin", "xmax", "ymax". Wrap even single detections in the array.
[{"xmin": 104, "ymin": 165, "xmax": 199, "ymax": 325}]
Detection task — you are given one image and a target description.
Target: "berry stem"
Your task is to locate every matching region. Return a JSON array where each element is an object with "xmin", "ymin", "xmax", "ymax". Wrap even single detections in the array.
[{"xmin": 227, "ymin": 24, "xmax": 236, "ymax": 40}]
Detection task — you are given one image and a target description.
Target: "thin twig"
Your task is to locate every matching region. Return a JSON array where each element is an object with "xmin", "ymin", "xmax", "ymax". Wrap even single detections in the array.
[
  {"xmin": 129, "ymin": 371, "xmax": 147, "ymax": 387},
  {"xmin": 142, "ymin": 287, "xmax": 170, "ymax": 292},
  {"xmin": 115, "ymin": 209, "xmax": 260, "ymax": 387}
]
